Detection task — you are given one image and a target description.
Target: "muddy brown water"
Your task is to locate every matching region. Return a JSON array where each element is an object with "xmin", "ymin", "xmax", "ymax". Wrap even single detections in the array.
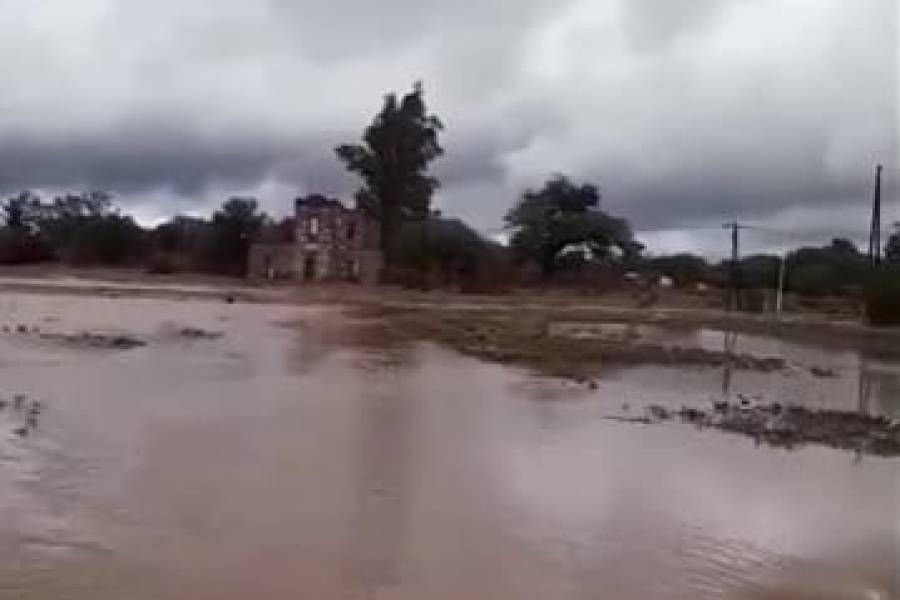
[{"xmin": 0, "ymin": 293, "xmax": 897, "ymax": 599}]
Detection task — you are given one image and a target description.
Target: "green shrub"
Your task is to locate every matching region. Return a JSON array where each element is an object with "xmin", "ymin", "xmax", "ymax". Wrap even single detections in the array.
[{"xmin": 864, "ymin": 268, "xmax": 900, "ymax": 326}]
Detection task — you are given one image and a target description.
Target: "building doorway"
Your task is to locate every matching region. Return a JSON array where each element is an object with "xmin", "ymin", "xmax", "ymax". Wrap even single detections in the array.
[{"xmin": 303, "ymin": 254, "xmax": 318, "ymax": 282}]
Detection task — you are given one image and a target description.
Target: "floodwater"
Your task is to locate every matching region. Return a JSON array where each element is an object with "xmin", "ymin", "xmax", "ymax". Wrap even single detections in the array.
[
  {"xmin": 552, "ymin": 321, "xmax": 900, "ymax": 416},
  {"xmin": 0, "ymin": 293, "xmax": 897, "ymax": 599}
]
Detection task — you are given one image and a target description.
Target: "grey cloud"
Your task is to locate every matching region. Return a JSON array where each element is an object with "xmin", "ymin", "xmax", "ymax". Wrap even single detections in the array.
[
  {"xmin": 0, "ymin": 126, "xmax": 285, "ymax": 197},
  {"xmin": 621, "ymin": 0, "xmax": 732, "ymax": 52},
  {"xmin": 0, "ymin": 0, "xmax": 896, "ymax": 256},
  {"xmin": 266, "ymin": 0, "xmax": 561, "ymax": 60}
]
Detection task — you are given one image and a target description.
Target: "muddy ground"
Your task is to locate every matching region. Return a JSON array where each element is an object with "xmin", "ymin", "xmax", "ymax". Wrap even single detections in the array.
[{"xmin": 348, "ymin": 306, "xmax": 790, "ymax": 376}]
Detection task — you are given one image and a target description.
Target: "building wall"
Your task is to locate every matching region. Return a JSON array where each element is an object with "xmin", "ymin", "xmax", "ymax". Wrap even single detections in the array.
[
  {"xmin": 249, "ymin": 198, "xmax": 382, "ymax": 283},
  {"xmin": 292, "ymin": 200, "xmax": 382, "ymax": 283}
]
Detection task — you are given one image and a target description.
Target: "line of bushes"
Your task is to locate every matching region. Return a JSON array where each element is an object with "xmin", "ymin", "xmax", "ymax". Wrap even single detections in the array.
[{"xmin": 864, "ymin": 267, "xmax": 900, "ymax": 326}]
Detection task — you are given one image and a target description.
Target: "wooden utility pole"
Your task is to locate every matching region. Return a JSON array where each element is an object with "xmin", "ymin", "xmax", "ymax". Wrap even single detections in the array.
[
  {"xmin": 868, "ymin": 164, "xmax": 883, "ymax": 266},
  {"xmin": 722, "ymin": 221, "xmax": 751, "ymax": 311}
]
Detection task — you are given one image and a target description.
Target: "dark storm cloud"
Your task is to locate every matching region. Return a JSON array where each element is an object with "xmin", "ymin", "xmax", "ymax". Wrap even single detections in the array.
[
  {"xmin": 0, "ymin": 126, "xmax": 282, "ymax": 196},
  {"xmin": 0, "ymin": 0, "xmax": 896, "ymax": 253}
]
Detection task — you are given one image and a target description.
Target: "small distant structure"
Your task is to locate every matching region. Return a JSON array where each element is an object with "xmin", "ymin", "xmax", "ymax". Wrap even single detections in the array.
[{"xmin": 248, "ymin": 195, "xmax": 382, "ymax": 284}]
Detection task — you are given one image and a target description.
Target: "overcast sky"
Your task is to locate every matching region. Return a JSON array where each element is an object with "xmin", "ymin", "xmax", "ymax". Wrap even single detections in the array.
[{"xmin": 0, "ymin": 0, "xmax": 896, "ymax": 256}]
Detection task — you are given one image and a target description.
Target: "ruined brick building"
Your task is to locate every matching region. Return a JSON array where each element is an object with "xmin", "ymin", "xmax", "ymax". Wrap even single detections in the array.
[{"xmin": 248, "ymin": 195, "xmax": 382, "ymax": 284}]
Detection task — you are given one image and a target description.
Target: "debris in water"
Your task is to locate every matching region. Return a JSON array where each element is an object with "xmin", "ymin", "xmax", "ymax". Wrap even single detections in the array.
[
  {"xmin": 604, "ymin": 415, "xmax": 654, "ymax": 425},
  {"xmin": 178, "ymin": 327, "xmax": 224, "ymax": 340},
  {"xmin": 648, "ymin": 405, "xmax": 671, "ymax": 421},
  {"xmin": 39, "ymin": 332, "xmax": 146, "ymax": 350},
  {"xmin": 810, "ymin": 366, "xmax": 838, "ymax": 378},
  {"xmin": 623, "ymin": 402, "xmax": 900, "ymax": 456}
]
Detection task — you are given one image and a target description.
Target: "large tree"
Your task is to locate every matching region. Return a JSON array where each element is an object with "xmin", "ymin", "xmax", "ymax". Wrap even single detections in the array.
[
  {"xmin": 336, "ymin": 82, "xmax": 443, "ymax": 266},
  {"xmin": 505, "ymin": 175, "xmax": 638, "ymax": 277}
]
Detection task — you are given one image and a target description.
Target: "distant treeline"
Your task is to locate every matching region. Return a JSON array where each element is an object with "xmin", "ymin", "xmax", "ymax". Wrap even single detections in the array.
[
  {"xmin": 644, "ymin": 236, "xmax": 900, "ymax": 298},
  {"xmin": 0, "ymin": 189, "xmax": 511, "ymax": 286},
  {"xmin": 1, "ymin": 188, "xmax": 898, "ymax": 298},
  {"xmin": 0, "ymin": 191, "xmax": 269, "ymax": 276}
]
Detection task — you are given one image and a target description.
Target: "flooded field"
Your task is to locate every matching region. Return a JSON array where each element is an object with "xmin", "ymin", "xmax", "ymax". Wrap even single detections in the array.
[{"xmin": 0, "ymin": 292, "xmax": 897, "ymax": 599}]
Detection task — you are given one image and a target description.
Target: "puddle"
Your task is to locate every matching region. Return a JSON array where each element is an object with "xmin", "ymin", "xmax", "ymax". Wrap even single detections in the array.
[{"xmin": 552, "ymin": 321, "xmax": 900, "ymax": 418}]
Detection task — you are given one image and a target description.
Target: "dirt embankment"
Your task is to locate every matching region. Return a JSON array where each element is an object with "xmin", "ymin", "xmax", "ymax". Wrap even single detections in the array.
[{"xmin": 350, "ymin": 306, "xmax": 788, "ymax": 379}]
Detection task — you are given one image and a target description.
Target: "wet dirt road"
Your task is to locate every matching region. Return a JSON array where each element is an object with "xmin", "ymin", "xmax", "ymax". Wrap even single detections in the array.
[{"xmin": 0, "ymin": 293, "xmax": 897, "ymax": 599}]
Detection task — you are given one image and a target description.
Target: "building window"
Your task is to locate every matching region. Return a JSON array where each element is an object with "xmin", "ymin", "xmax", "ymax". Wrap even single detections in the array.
[
  {"xmin": 308, "ymin": 216, "xmax": 319, "ymax": 239},
  {"xmin": 347, "ymin": 222, "xmax": 356, "ymax": 241}
]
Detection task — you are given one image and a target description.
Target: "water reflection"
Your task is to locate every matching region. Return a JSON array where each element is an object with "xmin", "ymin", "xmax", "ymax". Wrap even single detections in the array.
[
  {"xmin": 721, "ymin": 331, "xmax": 739, "ymax": 402},
  {"xmin": 346, "ymin": 358, "xmax": 417, "ymax": 592},
  {"xmin": 712, "ymin": 327, "xmax": 900, "ymax": 420},
  {"xmin": 858, "ymin": 355, "xmax": 900, "ymax": 418}
]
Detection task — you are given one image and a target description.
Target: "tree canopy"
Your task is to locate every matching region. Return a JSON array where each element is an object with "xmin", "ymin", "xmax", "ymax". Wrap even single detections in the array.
[
  {"xmin": 785, "ymin": 238, "xmax": 867, "ymax": 296},
  {"xmin": 649, "ymin": 253, "xmax": 716, "ymax": 286},
  {"xmin": 0, "ymin": 191, "xmax": 146, "ymax": 265},
  {"xmin": 505, "ymin": 175, "xmax": 638, "ymax": 277},
  {"xmin": 887, "ymin": 227, "xmax": 900, "ymax": 264},
  {"xmin": 336, "ymin": 82, "xmax": 443, "ymax": 266},
  {"xmin": 0, "ymin": 191, "xmax": 269, "ymax": 274},
  {"xmin": 208, "ymin": 197, "xmax": 266, "ymax": 275}
]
